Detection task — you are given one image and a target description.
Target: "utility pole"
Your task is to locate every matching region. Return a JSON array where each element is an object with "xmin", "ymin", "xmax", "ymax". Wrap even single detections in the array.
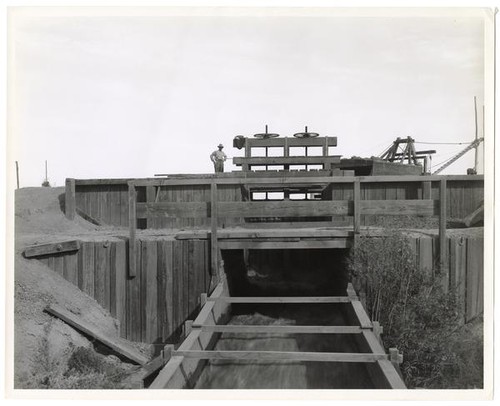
[
  {"xmin": 474, "ymin": 96, "xmax": 479, "ymax": 172},
  {"xmin": 15, "ymin": 161, "xmax": 19, "ymax": 189}
]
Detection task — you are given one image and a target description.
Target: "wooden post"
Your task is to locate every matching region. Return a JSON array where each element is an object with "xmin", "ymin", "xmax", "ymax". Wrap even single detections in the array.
[
  {"xmin": 129, "ymin": 183, "xmax": 137, "ymax": 278},
  {"xmin": 353, "ymin": 178, "xmax": 361, "ymax": 234},
  {"xmin": 15, "ymin": 161, "xmax": 19, "ymax": 189},
  {"xmin": 439, "ymin": 179, "xmax": 448, "ymax": 284},
  {"xmin": 146, "ymin": 186, "xmax": 156, "ymax": 229},
  {"xmin": 422, "ymin": 181, "xmax": 431, "ymax": 200},
  {"xmin": 210, "ymin": 182, "xmax": 219, "ymax": 283},
  {"xmin": 65, "ymin": 178, "xmax": 76, "ymax": 220}
]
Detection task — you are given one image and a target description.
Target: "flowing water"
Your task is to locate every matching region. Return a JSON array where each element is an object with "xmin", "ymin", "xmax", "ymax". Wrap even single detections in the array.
[
  {"xmin": 195, "ymin": 304, "xmax": 375, "ymax": 389},
  {"xmin": 194, "ymin": 249, "xmax": 375, "ymax": 389}
]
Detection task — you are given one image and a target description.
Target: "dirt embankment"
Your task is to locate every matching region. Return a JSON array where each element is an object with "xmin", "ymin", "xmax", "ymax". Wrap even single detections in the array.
[{"xmin": 13, "ymin": 187, "xmax": 149, "ymax": 389}]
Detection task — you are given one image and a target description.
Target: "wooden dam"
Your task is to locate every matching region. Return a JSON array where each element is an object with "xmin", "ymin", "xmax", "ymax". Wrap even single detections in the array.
[{"xmin": 24, "ymin": 134, "xmax": 484, "ymax": 389}]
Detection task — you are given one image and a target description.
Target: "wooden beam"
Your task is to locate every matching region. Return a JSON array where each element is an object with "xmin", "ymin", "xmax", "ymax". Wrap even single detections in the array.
[
  {"xmin": 24, "ymin": 240, "xmax": 80, "ymax": 258},
  {"xmin": 359, "ymin": 200, "xmax": 438, "ymax": 216},
  {"xmin": 233, "ymin": 156, "xmax": 341, "ymax": 166},
  {"xmin": 65, "ymin": 178, "xmax": 76, "ymax": 220},
  {"xmin": 353, "ymin": 179, "xmax": 361, "ymax": 234},
  {"xmin": 45, "ymin": 304, "xmax": 150, "ymax": 365},
  {"xmin": 210, "ymin": 182, "xmax": 219, "ymax": 282},
  {"xmin": 125, "ymin": 346, "xmax": 173, "ymax": 387},
  {"xmin": 346, "ymin": 283, "xmax": 358, "ymax": 300},
  {"xmin": 350, "ymin": 300, "xmax": 373, "ymax": 329},
  {"xmin": 175, "ymin": 228, "xmax": 354, "ymax": 240},
  {"xmin": 207, "ymin": 296, "xmax": 351, "ymax": 303},
  {"xmin": 218, "ymin": 239, "xmax": 352, "ymax": 250},
  {"xmin": 192, "ymin": 325, "xmax": 364, "ymax": 334},
  {"xmin": 439, "ymin": 178, "xmax": 448, "ymax": 277},
  {"xmin": 422, "ymin": 180, "xmax": 432, "ymax": 199},
  {"xmin": 90, "ymin": 174, "xmax": 483, "ymax": 188},
  {"xmin": 173, "ymin": 350, "xmax": 387, "ymax": 363},
  {"xmin": 244, "ymin": 136, "xmax": 338, "ymax": 148},
  {"xmin": 217, "ymin": 200, "xmax": 350, "ymax": 218},
  {"xmin": 128, "ymin": 183, "xmax": 137, "ymax": 278},
  {"xmin": 136, "ymin": 202, "xmax": 209, "ymax": 219}
]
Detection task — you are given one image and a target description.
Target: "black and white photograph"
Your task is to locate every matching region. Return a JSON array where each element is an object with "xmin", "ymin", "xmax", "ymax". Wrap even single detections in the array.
[{"xmin": 3, "ymin": 3, "xmax": 495, "ymax": 402}]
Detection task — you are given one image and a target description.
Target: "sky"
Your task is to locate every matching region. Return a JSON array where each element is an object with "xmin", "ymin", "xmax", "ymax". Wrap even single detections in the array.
[{"xmin": 8, "ymin": 8, "xmax": 487, "ymax": 187}]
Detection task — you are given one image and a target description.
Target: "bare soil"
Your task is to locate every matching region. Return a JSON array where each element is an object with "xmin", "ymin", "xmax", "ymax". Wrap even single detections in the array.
[{"xmin": 13, "ymin": 187, "xmax": 150, "ymax": 388}]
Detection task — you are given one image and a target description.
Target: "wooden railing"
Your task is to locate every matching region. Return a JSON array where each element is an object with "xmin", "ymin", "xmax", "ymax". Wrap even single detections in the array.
[{"xmin": 125, "ymin": 175, "xmax": 456, "ymax": 280}]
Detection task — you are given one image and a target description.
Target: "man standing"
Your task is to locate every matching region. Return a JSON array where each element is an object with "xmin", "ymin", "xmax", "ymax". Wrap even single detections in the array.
[{"xmin": 210, "ymin": 144, "xmax": 227, "ymax": 173}]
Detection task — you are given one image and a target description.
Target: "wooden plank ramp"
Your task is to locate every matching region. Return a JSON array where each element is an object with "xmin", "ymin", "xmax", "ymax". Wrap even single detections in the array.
[{"xmin": 45, "ymin": 303, "xmax": 150, "ymax": 365}]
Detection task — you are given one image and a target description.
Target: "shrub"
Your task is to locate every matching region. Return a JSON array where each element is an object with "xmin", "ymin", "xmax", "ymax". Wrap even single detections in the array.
[
  {"xmin": 20, "ymin": 322, "xmax": 128, "ymax": 389},
  {"xmin": 347, "ymin": 231, "xmax": 483, "ymax": 389}
]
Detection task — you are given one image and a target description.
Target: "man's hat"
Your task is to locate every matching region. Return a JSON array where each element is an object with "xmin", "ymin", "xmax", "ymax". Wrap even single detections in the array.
[{"xmin": 218, "ymin": 144, "xmax": 224, "ymax": 148}]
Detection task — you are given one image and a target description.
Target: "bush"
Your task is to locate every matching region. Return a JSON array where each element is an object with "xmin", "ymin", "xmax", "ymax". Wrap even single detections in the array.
[
  {"xmin": 20, "ymin": 322, "xmax": 128, "ymax": 389},
  {"xmin": 348, "ymin": 231, "xmax": 483, "ymax": 389}
]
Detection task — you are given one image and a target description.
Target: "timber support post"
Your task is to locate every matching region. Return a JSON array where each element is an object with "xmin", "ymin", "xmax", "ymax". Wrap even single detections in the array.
[
  {"xmin": 439, "ymin": 179, "xmax": 448, "ymax": 287},
  {"xmin": 353, "ymin": 178, "xmax": 361, "ymax": 234},
  {"xmin": 128, "ymin": 182, "xmax": 137, "ymax": 278},
  {"xmin": 65, "ymin": 178, "xmax": 76, "ymax": 220},
  {"xmin": 210, "ymin": 182, "xmax": 219, "ymax": 286}
]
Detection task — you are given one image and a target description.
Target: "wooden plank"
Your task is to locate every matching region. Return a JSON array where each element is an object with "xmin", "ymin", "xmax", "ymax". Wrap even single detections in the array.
[
  {"xmin": 244, "ymin": 136, "xmax": 338, "ymax": 148},
  {"xmin": 97, "ymin": 185, "xmax": 110, "ymax": 225},
  {"xmin": 114, "ymin": 240, "xmax": 127, "ymax": 338},
  {"xmin": 129, "ymin": 174, "xmax": 484, "ymax": 187},
  {"xmin": 79, "ymin": 241, "xmax": 95, "ymax": 297},
  {"xmin": 164, "ymin": 241, "xmax": 174, "ymax": 339},
  {"xmin": 217, "ymin": 200, "xmax": 350, "ymax": 218},
  {"xmin": 145, "ymin": 186, "xmax": 156, "ymax": 228},
  {"xmin": 127, "ymin": 239, "xmax": 142, "ymax": 341},
  {"xmin": 418, "ymin": 237, "xmax": 433, "ymax": 276},
  {"xmin": 24, "ymin": 240, "xmax": 80, "ymax": 258},
  {"xmin": 94, "ymin": 242, "xmax": 108, "ymax": 309},
  {"xmin": 187, "ymin": 241, "xmax": 196, "ymax": 315},
  {"xmin": 350, "ymin": 300, "xmax": 373, "ymax": 329},
  {"xmin": 109, "ymin": 186, "xmax": 121, "ymax": 227},
  {"xmin": 53, "ymin": 254, "xmax": 64, "ymax": 276},
  {"xmin": 174, "ymin": 240, "xmax": 184, "ymax": 338},
  {"xmin": 175, "ymin": 228, "xmax": 354, "ymax": 240},
  {"xmin": 359, "ymin": 200, "xmax": 438, "ymax": 216},
  {"xmin": 439, "ymin": 179, "xmax": 448, "ymax": 276},
  {"xmin": 75, "ymin": 178, "xmax": 133, "ymax": 186},
  {"xmin": 233, "ymin": 156, "xmax": 341, "ymax": 166},
  {"xmin": 144, "ymin": 240, "xmax": 158, "ymax": 343},
  {"xmin": 361, "ymin": 331, "xmax": 407, "ymax": 389},
  {"xmin": 156, "ymin": 240, "xmax": 166, "ymax": 341},
  {"xmin": 174, "ymin": 350, "xmax": 387, "ymax": 363},
  {"xmin": 219, "ymin": 239, "xmax": 352, "ymax": 250},
  {"xmin": 45, "ymin": 304, "xmax": 149, "ymax": 365},
  {"xmin": 193, "ymin": 325, "xmax": 364, "ymax": 334},
  {"xmin": 63, "ymin": 251, "xmax": 79, "ymax": 287},
  {"xmin": 65, "ymin": 178, "xmax": 76, "ymax": 220},
  {"xmin": 210, "ymin": 183, "xmax": 219, "ymax": 282},
  {"xmin": 466, "ymin": 238, "xmax": 483, "ymax": 321},
  {"xmin": 119, "ymin": 187, "xmax": 129, "ymax": 227},
  {"xmin": 353, "ymin": 179, "xmax": 360, "ymax": 233},
  {"xmin": 207, "ymin": 296, "xmax": 352, "ymax": 303},
  {"xmin": 128, "ymin": 183, "xmax": 137, "ymax": 278}
]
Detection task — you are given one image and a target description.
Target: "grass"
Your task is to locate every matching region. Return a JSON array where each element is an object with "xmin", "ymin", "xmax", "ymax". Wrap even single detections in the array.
[{"xmin": 348, "ymin": 231, "xmax": 483, "ymax": 389}]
